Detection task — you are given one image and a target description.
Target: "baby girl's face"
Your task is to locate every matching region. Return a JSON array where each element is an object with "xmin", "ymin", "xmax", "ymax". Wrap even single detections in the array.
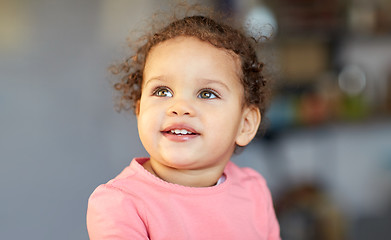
[{"xmin": 137, "ymin": 36, "xmax": 253, "ymax": 173}]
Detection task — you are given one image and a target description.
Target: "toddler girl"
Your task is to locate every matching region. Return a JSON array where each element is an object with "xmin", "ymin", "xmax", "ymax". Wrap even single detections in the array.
[{"xmin": 87, "ymin": 11, "xmax": 280, "ymax": 240}]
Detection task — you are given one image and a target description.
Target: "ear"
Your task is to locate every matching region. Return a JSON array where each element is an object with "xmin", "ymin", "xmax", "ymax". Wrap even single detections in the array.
[
  {"xmin": 135, "ymin": 100, "xmax": 141, "ymax": 116},
  {"xmin": 235, "ymin": 105, "xmax": 261, "ymax": 147}
]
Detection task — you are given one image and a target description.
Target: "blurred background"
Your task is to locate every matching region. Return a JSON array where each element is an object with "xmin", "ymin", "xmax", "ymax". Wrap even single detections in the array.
[{"xmin": 1, "ymin": 0, "xmax": 390, "ymax": 239}]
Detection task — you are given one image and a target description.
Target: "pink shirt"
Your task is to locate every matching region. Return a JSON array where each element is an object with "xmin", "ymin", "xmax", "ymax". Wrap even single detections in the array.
[{"xmin": 87, "ymin": 158, "xmax": 280, "ymax": 239}]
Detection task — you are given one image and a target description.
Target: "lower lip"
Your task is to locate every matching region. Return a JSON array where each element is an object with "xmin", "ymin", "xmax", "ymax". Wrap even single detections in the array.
[{"xmin": 162, "ymin": 132, "xmax": 199, "ymax": 142}]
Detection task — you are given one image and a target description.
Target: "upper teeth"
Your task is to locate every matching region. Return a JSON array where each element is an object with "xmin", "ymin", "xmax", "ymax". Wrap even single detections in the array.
[{"xmin": 171, "ymin": 129, "xmax": 192, "ymax": 135}]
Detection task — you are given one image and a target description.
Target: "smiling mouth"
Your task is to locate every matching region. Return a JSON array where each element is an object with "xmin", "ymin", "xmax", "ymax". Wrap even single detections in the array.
[{"xmin": 163, "ymin": 129, "xmax": 199, "ymax": 136}]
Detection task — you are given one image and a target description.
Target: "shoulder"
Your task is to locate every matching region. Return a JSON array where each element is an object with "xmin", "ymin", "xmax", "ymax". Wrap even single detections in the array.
[
  {"xmin": 86, "ymin": 158, "xmax": 144, "ymax": 223},
  {"xmin": 87, "ymin": 184, "xmax": 149, "ymax": 239},
  {"xmin": 225, "ymin": 162, "xmax": 272, "ymax": 204},
  {"xmin": 86, "ymin": 158, "xmax": 150, "ymax": 239},
  {"xmin": 88, "ymin": 158, "xmax": 151, "ymax": 203},
  {"xmin": 86, "ymin": 159, "xmax": 146, "ymax": 224},
  {"xmin": 226, "ymin": 161, "xmax": 267, "ymax": 186},
  {"xmin": 226, "ymin": 162, "xmax": 281, "ymax": 239}
]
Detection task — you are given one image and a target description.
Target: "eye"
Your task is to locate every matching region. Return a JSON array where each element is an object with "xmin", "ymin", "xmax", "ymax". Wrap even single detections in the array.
[
  {"xmin": 153, "ymin": 87, "xmax": 173, "ymax": 97},
  {"xmin": 198, "ymin": 89, "xmax": 219, "ymax": 99}
]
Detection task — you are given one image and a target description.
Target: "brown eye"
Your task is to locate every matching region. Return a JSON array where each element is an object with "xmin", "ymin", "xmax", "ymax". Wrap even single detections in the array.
[
  {"xmin": 198, "ymin": 89, "xmax": 218, "ymax": 99},
  {"xmin": 153, "ymin": 87, "xmax": 173, "ymax": 97}
]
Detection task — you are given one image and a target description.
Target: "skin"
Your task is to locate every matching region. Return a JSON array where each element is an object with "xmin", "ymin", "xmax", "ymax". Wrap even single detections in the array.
[{"xmin": 136, "ymin": 36, "xmax": 261, "ymax": 187}]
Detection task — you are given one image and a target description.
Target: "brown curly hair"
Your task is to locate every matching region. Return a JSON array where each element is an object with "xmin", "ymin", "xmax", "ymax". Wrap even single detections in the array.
[{"xmin": 112, "ymin": 12, "xmax": 271, "ymax": 121}]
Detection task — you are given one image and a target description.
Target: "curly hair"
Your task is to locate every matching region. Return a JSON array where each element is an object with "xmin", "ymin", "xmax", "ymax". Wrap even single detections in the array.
[{"xmin": 111, "ymin": 12, "xmax": 271, "ymax": 121}]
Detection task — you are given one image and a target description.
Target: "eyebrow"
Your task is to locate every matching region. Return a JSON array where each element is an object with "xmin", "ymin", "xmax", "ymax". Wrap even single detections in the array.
[
  {"xmin": 198, "ymin": 78, "xmax": 230, "ymax": 92},
  {"xmin": 143, "ymin": 76, "xmax": 168, "ymax": 86}
]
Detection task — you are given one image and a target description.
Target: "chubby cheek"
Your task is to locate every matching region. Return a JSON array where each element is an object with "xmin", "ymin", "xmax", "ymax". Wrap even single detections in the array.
[
  {"xmin": 207, "ymin": 112, "xmax": 240, "ymax": 140},
  {"xmin": 137, "ymin": 104, "xmax": 163, "ymax": 140},
  {"xmin": 137, "ymin": 115, "xmax": 156, "ymax": 154}
]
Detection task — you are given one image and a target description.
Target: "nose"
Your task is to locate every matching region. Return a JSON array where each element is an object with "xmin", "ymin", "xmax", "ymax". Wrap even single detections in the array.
[{"xmin": 167, "ymin": 98, "xmax": 195, "ymax": 117}]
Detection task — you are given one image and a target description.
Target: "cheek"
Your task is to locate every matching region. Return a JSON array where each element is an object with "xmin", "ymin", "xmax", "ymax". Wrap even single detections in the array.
[
  {"xmin": 137, "ymin": 97, "xmax": 153, "ymax": 118},
  {"xmin": 137, "ymin": 103, "xmax": 164, "ymax": 130},
  {"xmin": 137, "ymin": 112, "xmax": 157, "ymax": 147},
  {"xmin": 207, "ymin": 109, "xmax": 241, "ymax": 132}
]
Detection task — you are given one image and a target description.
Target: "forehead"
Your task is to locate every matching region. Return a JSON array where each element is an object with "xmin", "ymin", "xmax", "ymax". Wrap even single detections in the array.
[{"xmin": 143, "ymin": 36, "xmax": 242, "ymax": 84}]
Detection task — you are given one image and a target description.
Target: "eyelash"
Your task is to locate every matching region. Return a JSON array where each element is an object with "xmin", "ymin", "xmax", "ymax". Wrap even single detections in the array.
[
  {"xmin": 152, "ymin": 86, "xmax": 173, "ymax": 97},
  {"xmin": 198, "ymin": 88, "xmax": 220, "ymax": 99},
  {"xmin": 151, "ymin": 86, "xmax": 221, "ymax": 99}
]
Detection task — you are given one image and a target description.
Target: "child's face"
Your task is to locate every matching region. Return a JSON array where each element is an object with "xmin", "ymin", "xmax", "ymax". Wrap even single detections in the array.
[{"xmin": 137, "ymin": 36, "xmax": 259, "ymax": 173}]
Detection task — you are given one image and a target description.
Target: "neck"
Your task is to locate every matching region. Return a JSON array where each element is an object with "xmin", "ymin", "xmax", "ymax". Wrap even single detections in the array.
[{"xmin": 143, "ymin": 159, "xmax": 226, "ymax": 187}]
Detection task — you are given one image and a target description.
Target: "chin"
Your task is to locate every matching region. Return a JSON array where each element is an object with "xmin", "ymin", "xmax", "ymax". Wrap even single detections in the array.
[{"xmin": 159, "ymin": 154, "xmax": 201, "ymax": 169}]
